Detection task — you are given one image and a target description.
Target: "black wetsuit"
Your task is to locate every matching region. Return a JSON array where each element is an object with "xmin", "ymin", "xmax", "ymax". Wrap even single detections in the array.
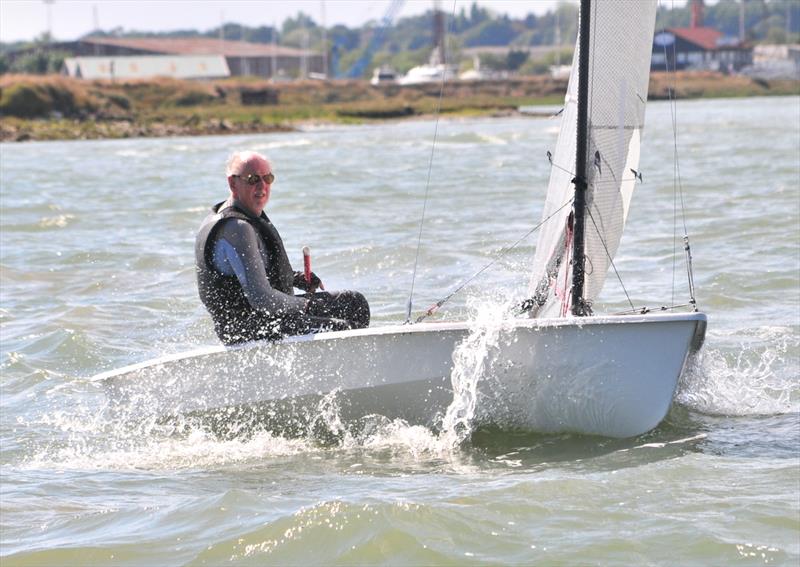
[{"xmin": 195, "ymin": 199, "xmax": 370, "ymax": 345}]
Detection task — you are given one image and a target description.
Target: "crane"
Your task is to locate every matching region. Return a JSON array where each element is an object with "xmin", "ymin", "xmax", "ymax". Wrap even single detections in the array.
[{"xmin": 342, "ymin": 0, "xmax": 405, "ymax": 79}]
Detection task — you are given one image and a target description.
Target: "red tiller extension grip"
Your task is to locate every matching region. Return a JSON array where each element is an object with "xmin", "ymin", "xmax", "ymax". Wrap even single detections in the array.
[{"xmin": 302, "ymin": 246, "xmax": 311, "ymax": 284}]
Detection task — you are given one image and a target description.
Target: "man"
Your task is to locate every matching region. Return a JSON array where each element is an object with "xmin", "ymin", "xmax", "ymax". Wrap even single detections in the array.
[{"xmin": 195, "ymin": 150, "xmax": 370, "ymax": 345}]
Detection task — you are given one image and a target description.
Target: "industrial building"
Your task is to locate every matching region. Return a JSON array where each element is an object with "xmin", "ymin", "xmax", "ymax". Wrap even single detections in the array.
[{"xmin": 11, "ymin": 36, "xmax": 322, "ymax": 79}]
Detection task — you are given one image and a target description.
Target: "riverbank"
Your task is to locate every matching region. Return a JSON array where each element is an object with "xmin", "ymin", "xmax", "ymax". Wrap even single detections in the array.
[{"xmin": 0, "ymin": 72, "xmax": 796, "ymax": 142}]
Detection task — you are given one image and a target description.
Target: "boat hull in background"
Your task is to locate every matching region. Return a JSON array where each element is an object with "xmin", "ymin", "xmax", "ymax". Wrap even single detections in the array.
[{"xmin": 92, "ymin": 312, "xmax": 706, "ymax": 438}]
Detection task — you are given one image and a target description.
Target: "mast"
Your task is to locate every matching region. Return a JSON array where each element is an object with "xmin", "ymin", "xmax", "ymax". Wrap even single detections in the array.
[{"xmin": 570, "ymin": 0, "xmax": 591, "ymax": 316}]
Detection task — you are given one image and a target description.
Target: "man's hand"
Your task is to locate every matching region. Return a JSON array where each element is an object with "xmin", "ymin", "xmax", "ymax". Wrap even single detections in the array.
[{"xmin": 294, "ymin": 270, "xmax": 323, "ymax": 293}]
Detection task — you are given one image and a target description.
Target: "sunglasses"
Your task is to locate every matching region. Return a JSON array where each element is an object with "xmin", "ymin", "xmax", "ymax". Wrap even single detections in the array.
[{"xmin": 233, "ymin": 172, "xmax": 275, "ymax": 185}]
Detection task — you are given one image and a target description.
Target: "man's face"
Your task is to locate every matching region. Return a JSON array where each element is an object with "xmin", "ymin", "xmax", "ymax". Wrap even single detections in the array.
[{"xmin": 228, "ymin": 156, "xmax": 272, "ymax": 216}]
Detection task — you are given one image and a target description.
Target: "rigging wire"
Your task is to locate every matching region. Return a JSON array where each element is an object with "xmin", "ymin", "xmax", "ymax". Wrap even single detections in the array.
[
  {"xmin": 410, "ymin": 2, "xmax": 699, "ymax": 323},
  {"xmin": 586, "ymin": 207, "xmax": 637, "ymax": 312},
  {"xmin": 414, "ymin": 198, "xmax": 575, "ymax": 323},
  {"xmin": 662, "ymin": 2, "xmax": 698, "ymax": 311},
  {"xmin": 665, "ymin": 28, "xmax": 679, "ymax": 307},
  {"xmin": 405, "ymin": 0, "xmax": 458, "ymax": 324}
]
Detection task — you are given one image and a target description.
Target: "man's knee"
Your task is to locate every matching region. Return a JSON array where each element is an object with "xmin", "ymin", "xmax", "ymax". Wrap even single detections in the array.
[
  {"xmin": 304, "ymin": 290, "xmax": 370, "ymax": 329},
  {"xmin": 339, "ymin": 290, "xmax": 370, "ymax": 328}
]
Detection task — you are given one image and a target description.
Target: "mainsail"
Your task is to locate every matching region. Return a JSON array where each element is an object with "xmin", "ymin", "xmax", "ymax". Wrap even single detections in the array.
[{"xmin": 529, "ymin": 0, "xmax": 658, "ymax": 318}]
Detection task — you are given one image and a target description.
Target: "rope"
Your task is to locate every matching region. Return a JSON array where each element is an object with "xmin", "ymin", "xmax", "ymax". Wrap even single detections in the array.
[
  {"xmin": 405, "ymin": 0, "xmax": 458, "ymax": 323},
  {"xmin": 612, "ymin": 303, "xmax": 694, "ymax": 316},
  {"xmin": 559, "ymin": 216, "xmax": 574, "ymax": 317},
  {"xmin": 414, "ymin": 198, "xmax": 574, "ymax": 323}
]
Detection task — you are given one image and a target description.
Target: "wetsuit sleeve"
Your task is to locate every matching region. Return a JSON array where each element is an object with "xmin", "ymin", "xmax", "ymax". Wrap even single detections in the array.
[{"xmin": 212, "ymin": 219, "xmax": 307, "ymax": 315}]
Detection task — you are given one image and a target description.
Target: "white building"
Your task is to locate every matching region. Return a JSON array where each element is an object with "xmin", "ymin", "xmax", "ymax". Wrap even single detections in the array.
[{"xmin": 62, "ymin": 55, "xmax": 230, "ymax": 80}]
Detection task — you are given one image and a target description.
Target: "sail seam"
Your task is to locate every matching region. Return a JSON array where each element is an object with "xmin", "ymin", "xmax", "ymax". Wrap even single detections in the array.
[{"xmin": 591, "ymin": 124, "xmax": 645, "ymax": 130}]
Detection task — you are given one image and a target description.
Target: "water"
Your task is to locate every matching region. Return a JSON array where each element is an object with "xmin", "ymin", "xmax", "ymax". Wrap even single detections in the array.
[{"xmin": 1, "ymin": 96, "xmax": 798, "ymax": 565}]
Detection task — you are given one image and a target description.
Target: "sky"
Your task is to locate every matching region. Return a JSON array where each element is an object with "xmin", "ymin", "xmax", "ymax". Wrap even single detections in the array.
[{"xmin": 0, "ymin": 0, "xmax": 577, "ymax": 43}]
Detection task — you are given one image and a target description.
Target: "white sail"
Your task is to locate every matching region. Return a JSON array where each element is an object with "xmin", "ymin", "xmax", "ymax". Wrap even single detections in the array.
[{"xmin": 529, "ymin": 0, "xmax": 658, "ymax": 318}]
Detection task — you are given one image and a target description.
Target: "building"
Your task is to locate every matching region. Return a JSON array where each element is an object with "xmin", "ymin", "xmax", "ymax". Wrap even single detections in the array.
[
  {"xmin": 9, "ymin": 37, "xmax": 322, "ymax": 79},
  {"xmin": 62, "ymin": 55, "xmax": 230, "ymax": 80},
  {"xmin": 744, "ymin": 44, "xmax": 800, "ymax": 80},
  {"xmin": 651, "ymin": 27, "xmax": 752, "ymax": 72}
]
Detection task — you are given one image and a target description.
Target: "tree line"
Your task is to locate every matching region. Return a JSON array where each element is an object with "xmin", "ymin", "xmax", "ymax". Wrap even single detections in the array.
[{"xmin": 1, "ymin": 1, "xmax": 798, "ymax": 77}]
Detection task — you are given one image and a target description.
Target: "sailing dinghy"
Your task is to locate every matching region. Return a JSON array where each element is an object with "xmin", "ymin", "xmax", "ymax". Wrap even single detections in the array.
[{"xmin": 92, "ymin": 0, "xmax": 706, "ymax": 438}]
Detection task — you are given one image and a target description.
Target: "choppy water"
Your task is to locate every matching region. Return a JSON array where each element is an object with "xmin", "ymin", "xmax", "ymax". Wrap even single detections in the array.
[{"xmin": 1, "ymin": 96, "xmax": 798, "ymax": 565}]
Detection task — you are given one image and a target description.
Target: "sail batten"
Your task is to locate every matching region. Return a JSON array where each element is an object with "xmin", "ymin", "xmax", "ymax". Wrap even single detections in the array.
[{"xmin": 529, "ymin": 0, "xmax": 658, "ymax": 318}]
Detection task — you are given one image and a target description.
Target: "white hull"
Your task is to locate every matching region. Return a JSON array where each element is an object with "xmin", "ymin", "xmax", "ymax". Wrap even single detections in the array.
[{"xmin": 92, "ymin": 312, "xmax": 706, "ymax": 438}]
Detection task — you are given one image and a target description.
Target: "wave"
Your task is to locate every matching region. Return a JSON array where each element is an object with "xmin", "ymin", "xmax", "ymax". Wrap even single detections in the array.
[
  {"xmin": 677, "ymin": 325, "xmax": 799, "ymax": 416},
  {"xmin": 10, "ymin": 297, "xmax": 513, "ymax": 471},
  {"xmin": 11, "ymin": 301, "xmax": 798, "ymax": 472},
  {"xmin": 435, "ymin": 132, "xmax": 509, "ymax": 146},
  {"xmin": 251, "ymin": 138, "xmax": 313, "ymax": 150}
]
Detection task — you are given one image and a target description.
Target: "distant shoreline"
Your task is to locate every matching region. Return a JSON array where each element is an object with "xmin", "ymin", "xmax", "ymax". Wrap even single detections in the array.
[{"xmin": 1, "ymin": 72, "xmax": 797, "ymax": 143}]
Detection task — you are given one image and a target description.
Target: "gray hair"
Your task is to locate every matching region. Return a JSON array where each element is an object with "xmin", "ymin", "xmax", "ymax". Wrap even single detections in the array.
[{"xmin": 225, "ymin": 150, "xmax": 269, "ymax": 177}]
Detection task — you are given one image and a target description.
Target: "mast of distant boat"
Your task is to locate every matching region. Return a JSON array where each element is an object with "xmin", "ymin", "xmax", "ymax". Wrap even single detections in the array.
[{"xmin": 570, "ymin": 0, "xmax": 591, "ymax": 317}]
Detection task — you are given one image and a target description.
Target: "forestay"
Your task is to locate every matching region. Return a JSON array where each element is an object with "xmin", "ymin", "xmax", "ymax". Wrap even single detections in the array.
[{"xmin": 529, "ymin": 0, "xmax": 658, "ymax": 318}]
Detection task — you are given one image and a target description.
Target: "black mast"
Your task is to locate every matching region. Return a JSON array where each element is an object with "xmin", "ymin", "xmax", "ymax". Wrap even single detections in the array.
[{"xmin": 570, "ymin": 0, "xmax": 591, "ymax": 316}]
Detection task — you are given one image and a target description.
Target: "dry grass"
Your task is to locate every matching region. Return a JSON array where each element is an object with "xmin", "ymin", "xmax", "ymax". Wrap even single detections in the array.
[
  {"xmin": 0, "ymin": 74, "xmax": 99, "ymax": 118},
  {"xmin": 649, "ymin": 71, "xmax": 799, "ymax": 99},
  {"xmin": 0, "ymin": 72, "xmax": 795, "ymax": 141}
]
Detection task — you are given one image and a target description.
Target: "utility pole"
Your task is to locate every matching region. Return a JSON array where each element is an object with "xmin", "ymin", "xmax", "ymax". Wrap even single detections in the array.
[
  {"xmin": 320, "ymin": 1, "xmax": 328, "ymax": 77},
  {"xmin": 433, "ymin": 0, "xmax": 445, "ymax": 64},
  {"xmin": 739, "ymin": 0, "xmax": 745, "ymax": 43},
  {"xmin": 271, "ymin": 21, "xmax": 277, "ymax": 80},
  {"xmin": 300, "ymin": 17, "xmax": 308, "ymax": 79},
  {"xmin": 787, "ymin": 0, "xmax": 792, "ymax": 38},
  {"xmin": 43, "ymin": 0, "xmax": 55, "ymax": 43},
  {"xmin": 555, "ymin": 7, "xmax": 561, "ymax": 68},
  {"xmin": 302, "ymin": 28, "xmax": 309, "ymax": 79},
  {"xmin": 92, "ymin": 4, "xmax": 99, "ymax": 54},
  {"xmin": 240, "ymin": 24, "xmax": 247, "ymax": 77}
]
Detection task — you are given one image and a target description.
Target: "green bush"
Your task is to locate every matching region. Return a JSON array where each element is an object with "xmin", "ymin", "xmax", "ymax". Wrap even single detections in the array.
[
  {"xmin": 43, "ymin": 83, "xmax": 77, "ymax": 114},
  {"xmin": 0, "ymin": 79, "xmax": 97, "ymax": 118},
  {"xmin": 106, "ymin": 92, "xmax": 131, "ymax": 110},
  {"xmin": 519, "ymin": 47, "xmax": 574, "ymax": 76},
  {"xmin": 336, "ymin": 104, "xmax": 414, "ymax": 119},
  {"xmin": 507, "ymin": 49, "xmax": 529, "ymax": 71},
  {"xmin": 9, "ymin": 50, "xmax": 70, "ymax": 75},
  {"xmin": 0, "ymin": 83, "xmax": 50, "ymax": 117},
  {"xmin": 12, "ymin": 52, "xmax": 49, "ymax": 74},
  {"xmin": 171, "ymin": 88, "xmax": 216, "ymax": 107}
]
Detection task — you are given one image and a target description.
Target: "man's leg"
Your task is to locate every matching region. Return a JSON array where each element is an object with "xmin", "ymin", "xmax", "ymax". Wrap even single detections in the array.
[{"xmin": 304, "ymin": 291, "xmax": 370, "ymax": 329}]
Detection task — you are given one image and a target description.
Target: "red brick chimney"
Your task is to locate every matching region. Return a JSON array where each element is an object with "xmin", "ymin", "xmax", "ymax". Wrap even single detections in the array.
[{"xmin": 690, "ymin": 0, "xmax": 705, "ymax": 28}]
